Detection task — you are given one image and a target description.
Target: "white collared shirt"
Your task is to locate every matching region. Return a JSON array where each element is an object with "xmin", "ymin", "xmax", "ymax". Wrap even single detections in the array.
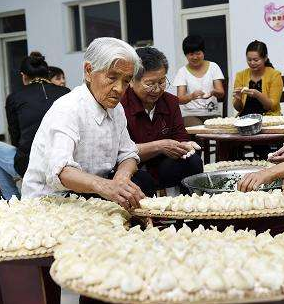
[
  {"xmin": 21, "ymin": 84, "xmax": 139, "ymax": 198},
  {"xmin": 145, "ymin": 106, "xmax": 156, "ymax": 121}
]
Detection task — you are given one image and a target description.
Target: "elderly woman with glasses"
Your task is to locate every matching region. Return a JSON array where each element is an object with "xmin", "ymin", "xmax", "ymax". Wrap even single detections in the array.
[{"xmin": 121, "ymin": 47, "xmax": 203, "ymax": 194}]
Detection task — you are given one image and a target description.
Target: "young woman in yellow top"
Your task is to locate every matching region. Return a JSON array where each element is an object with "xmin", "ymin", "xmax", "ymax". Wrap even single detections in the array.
[{"xmin": 233, "ymin": 40, "xmax": 283, "ymax": 116}]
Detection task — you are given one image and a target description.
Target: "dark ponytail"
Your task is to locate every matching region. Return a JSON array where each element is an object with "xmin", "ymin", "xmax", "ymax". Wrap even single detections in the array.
[
  {"xmin": 20, "ymin": 51, "xmax": 49, "ymax": 79},
  {"xmin": 264, "ymin": 57, "xmax": 274, "ymax": 68},
  {"xmin": 246, "ymin": 40, "xmax": 274, "ymax": 68}
]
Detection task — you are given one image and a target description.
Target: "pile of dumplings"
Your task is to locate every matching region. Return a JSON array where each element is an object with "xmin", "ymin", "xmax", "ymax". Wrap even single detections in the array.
[
  {"xmin": 51, "ymin": 224, "xmax": 284, "ymax": 303},
  {"xmin": 0, "ymin": 196, "xmax": 129, "ymax": 259},
  {"xmin": 204, "ymin": 117, "xmax": 236, "ymax": 129},
  {"xmin": 204, "ymin": 116, "xmax": 284, "ymax": 129},
  {"xmin": 204, "ymin": 160, "xmax": 274, "ymax": 172},
  {"xmin": 139, "ymin": 190, "xmax": 284, "ymax": 214}
]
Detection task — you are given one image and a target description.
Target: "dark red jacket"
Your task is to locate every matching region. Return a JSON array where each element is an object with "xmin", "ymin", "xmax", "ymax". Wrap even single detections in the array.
[
  {"xmin": 121, "ymin": 88, "xmax": 189, "ymax": 180},
  {"xmin": 121, "ymin": 88, "xmax": 189, "ymax": 144}
]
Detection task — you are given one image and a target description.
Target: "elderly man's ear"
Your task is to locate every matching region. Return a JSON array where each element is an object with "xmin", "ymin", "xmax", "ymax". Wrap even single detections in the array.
[{"xmin": 84, "ymin": 62, "xmax": 93, "ymax": 82}]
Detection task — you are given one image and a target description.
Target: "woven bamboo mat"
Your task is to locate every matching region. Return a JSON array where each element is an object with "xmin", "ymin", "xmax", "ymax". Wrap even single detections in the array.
[
  {"xmin": 131, "ymin": 208, "xmax": 284, "ymax": 220},
  {"xmin": 50, "ymin": 267, "xmax": 284, "ymax": 304}
]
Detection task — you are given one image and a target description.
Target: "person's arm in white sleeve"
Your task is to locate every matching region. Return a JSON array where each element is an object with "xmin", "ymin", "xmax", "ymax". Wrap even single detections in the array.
[
  {"xmin": 211, "ymin": 62, "xmax": 225, "ymax": 99},
  {"xmin": 45, "ymin": 115, "xmax": 81, "ymax": 192},
  {"xmin": 117, "ymin": 115, "xmax": 140, "ymax": 166}
]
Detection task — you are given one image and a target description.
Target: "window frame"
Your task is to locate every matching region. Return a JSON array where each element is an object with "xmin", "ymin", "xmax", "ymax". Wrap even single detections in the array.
[
  {"xmin": 0, "ymin": 10, "xmax": 26, "ymax": 37},
  {"xmin": 179, "ymin": 3, "xmax": 231, "ymax": 77},
  {"xmin": 0, "ymin": 10, "xmax": 27, "ymax": 141},
  {"xmin": 67, "ymin": 0, "xmax": 128, "ymax": 52},
  {"xmin": 181, "ymin": 0, "xmax": 229, "ymax": 10}
]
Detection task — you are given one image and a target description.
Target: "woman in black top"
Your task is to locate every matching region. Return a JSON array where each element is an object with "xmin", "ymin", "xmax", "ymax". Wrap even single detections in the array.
[{"xmin": 0, "ymin": 52, "xmax": 70, "ymax": 200}]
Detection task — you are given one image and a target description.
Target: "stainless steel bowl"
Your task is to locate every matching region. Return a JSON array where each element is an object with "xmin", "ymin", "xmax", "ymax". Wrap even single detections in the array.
[
  {"xmin": 181, "ymin": 167, "xmax": 282, "ymax": 196},
  {"xmin": 234, "ymin": 114, "xmax": 262, "ymax": 136}
]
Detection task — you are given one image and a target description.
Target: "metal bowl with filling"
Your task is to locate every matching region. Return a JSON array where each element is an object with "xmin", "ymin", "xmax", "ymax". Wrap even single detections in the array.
[
  {"xmin": 234, "ymin": 114, "xmax": 262, "ymax": 136},
  {"xmin": 181, "ymin": 167, "xmax": 282, "ymax": 196}
]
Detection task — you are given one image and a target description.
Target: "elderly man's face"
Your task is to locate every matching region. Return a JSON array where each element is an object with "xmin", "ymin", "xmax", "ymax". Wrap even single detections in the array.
[{"xmin": 85, "ymin": 60, "xmax": 134, "ymax": 109}]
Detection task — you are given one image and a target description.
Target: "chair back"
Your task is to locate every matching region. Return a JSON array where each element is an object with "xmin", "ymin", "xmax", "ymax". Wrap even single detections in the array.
[{"xmin": 281, "ymin": 76, "xmax": 284, "ymax": 103}]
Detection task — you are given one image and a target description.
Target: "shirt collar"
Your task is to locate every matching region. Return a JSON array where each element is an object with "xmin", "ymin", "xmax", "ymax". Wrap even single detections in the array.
[
  {"xmin": 80, "ymin": 83, "xmax": 114, "ymax": 125},
  {"xmin": 127, "ymin": 88, "xmax": 170, "ymax": 116}
]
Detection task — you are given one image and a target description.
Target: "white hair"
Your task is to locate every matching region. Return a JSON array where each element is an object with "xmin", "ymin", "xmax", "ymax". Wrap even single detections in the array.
[{"xmin": 84, "ymin": 37, "xmax": 141, "ymax": 78}]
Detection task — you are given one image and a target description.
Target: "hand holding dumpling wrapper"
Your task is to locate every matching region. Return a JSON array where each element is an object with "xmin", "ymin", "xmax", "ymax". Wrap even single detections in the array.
[{"xmin": 181, "ymin": 141, "xmax": 201, "ymax": 159}]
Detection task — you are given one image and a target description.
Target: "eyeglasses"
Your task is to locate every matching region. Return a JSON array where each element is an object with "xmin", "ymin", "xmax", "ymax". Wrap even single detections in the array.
[{"xmin": 140, "ymin": 77, "xmax": 170, "ymax": 93}]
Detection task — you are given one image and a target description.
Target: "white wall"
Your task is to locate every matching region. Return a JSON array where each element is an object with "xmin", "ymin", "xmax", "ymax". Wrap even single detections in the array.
[
  {"xmin": 230, "ymin": 0, "xmax": 284, "ymax": 109},
  {"xmin": 151, "ymin": 0, "xmax": 180, "ymax": 94}
]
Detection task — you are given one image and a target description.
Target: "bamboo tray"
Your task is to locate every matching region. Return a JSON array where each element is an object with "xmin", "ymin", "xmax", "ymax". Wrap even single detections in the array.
[
  {"xmin": 50, "ymin": 268, "xmax": 284, "ymax": 304},
  {"xmin": 186, "ymin": 125, "xmax": 284, "ymax": 135},
  {"xmin": 0, "ymin": 247, "xmax": 54, "ymax": 262},
  {"xmin": 131, "ymin": 208, "xmax": 284, "ymax": 220}
]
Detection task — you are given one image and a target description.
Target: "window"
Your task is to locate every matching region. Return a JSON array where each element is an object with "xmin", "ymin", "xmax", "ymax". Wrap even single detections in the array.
[
  {"xmin": 84, "ymin": 2, "xmax": 121, "ymax": 45},
  {"xmin": 182, "ymin": 0, "xmax": 229, "ymax": 9},
  {"xmin": 126, "ymin": 0, "xmax": 153, "ymax": 47},
  {"xmin": 0, "ymin": 14, "xmax": 26, "ymax": 33},
  {"xmin": 68, "ymin": 0, "xmax": 153, "ymax": 51},
  {"xmin": 70, "ymin": 6, "xmax": 81, "ymax": 51}
]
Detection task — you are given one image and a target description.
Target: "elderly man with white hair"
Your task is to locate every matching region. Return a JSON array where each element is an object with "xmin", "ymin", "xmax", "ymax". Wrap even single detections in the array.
[{"xmin": 21, "ymin": 37, "xmax": 156, "ymax": 210}]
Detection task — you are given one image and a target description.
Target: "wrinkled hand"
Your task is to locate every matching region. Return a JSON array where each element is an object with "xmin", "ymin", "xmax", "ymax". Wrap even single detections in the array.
[
  {"xmin": 98, "ymin": 176, "xmax": 145, "ymax": 210},
  {"xmin": 237, "ymin": 170, "xmax": 274, "ymax": 192},
  {"xmin": 268, "ymin": 146, "xmax": 284, "ymax": 164},
  {"xmin": 191, "ymin": 90, "xmax": 205, "ymax": 100},
  {"xmin": 160, "ymin": 139, "xmax": 190, "ymax": 159}
]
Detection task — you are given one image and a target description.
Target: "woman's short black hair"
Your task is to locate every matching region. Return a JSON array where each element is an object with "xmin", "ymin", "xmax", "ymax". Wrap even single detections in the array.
[
  {"xmin": 135, "ymin": 47, "xmax": 168, "ymax": 80},
  {"xmin": 246, "ymin": 40, "xmax": 274, "ymax": 68},
  {"xmin": 20, "ymin": 51, "xmax": 49, "ymax": 79},
  {"xmin": 182, "ymin": 35, "xmax": 205, "ymax": 55},
  {"xmin": 48, "ymin": 66, "xmax": 64, "ymax": 79}
]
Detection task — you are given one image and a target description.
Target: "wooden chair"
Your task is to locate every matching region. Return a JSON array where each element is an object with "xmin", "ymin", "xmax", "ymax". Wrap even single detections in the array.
[{"xmin": 281, "ymin": 76, "xmax": 284, "ymax": 103}]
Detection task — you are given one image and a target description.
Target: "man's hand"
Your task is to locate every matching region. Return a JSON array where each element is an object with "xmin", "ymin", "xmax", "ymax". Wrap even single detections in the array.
[
  {"xmin": 268, "ymin": 146, "xmax": 284, "ymax": 164},
  {"xmin": 97, "ymin": 176, "xmax": 145, "ymax": 210},
  {"xmin": 237, "ymin": 170, "xmax": 274, "ymax": 192}
]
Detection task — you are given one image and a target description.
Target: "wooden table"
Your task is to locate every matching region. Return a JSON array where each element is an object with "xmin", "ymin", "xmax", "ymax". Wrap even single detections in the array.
[
  {"xmin": 196, "ymin": 133, "xmax": 284, "ymax": 163},
  {"xmin": 0, "ymin": 257, "xmax": 60, "ymax": 304},
  {"xmin": 186, "ymin": 125, "xmax": 284, "ymax": 164},
  {"xmin": 186, "ymin": 125, "xmax": 284, "ymax": 135}
]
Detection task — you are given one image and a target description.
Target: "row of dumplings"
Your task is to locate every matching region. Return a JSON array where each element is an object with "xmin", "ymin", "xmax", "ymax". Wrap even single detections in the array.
[
  {"xmin": 204, "ymin": 116, "xmax": 284, "ymax": 128},
  {"xmin": 139, "ymin": 190, "xmax": 284, "ymax": 213},
  {"xmin": 204, "ymin": 159, "xmax": 274, "ymax": 172}
]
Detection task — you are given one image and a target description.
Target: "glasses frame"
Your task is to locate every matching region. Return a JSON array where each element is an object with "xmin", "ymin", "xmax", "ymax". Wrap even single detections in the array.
[{"xmin": 140, "ymin": 76, "xmax": 171, "ymax": 93}]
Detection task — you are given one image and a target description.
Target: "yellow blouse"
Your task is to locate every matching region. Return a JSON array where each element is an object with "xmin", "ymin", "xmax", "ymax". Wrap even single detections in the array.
[{"xmin": 234, "ymin": 67, "xmax": 283, "ymax": 116}]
